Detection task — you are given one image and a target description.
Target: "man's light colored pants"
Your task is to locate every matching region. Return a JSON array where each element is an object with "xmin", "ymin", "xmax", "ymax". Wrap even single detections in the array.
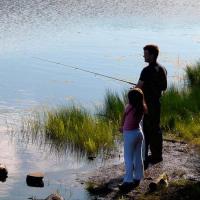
[{"xmin": 123, "ymin": 129, "xmax": 144, "ymax": 182}]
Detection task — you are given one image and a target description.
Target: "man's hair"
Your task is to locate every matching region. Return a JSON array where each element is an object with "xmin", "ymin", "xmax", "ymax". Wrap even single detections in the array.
[{"xmin": 143, "ymin": 44, "xmax": 159, "ymax": 59}]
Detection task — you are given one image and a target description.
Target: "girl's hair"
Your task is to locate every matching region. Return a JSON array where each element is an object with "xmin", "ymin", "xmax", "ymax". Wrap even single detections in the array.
[{"xmin": 128, "ymin": 88, "xmax": 147, "ymax": 118}]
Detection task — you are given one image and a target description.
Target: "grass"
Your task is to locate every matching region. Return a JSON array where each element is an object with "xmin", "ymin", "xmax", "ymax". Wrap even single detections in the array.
[
  {"xmin": 21, "ymin": 89, "xmax": 125, "ymax": 157},
  {"xmin": 86, "ymin": 177, "xmax": 200, "ymax": 200},
  {"xmin": 161, "ymin": 61, "xmax": 200, "ymax": 144},
  {"xmin": 159, "ymin": 179, "xmax": 200, "ymax": 200},
  {"xmin": 97, "ymin": 89, "xmax": 126, "ymax": 123},
  {"xmin": 185, "ymin": 61, "xmax": 200, "ymax": 88},
  {"xmin": 138, "ymin": 179, "xmax": 200, "ymax": 200},
  {"xmin": 22, "ymin": 105, "xmax": 117, "ymax": 156}
]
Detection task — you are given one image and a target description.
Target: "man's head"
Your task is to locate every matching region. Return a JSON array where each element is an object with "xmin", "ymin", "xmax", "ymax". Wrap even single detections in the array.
[{"xmin": 143, "ymin": 44, "xmax": 159, "ymax": 63}]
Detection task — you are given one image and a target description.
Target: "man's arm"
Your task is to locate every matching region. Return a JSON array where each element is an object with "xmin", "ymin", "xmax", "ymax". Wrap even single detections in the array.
[
  {"xmin": 159, "ymin": 67, "xmax": 167, "ymax": 91},
  {"xmin": 135, "ymin": 80, "xmax": 144, "ymax": 89},
  {"xmin": 135, "ymin": 67, "xmax": 146, "ymax": 89}
]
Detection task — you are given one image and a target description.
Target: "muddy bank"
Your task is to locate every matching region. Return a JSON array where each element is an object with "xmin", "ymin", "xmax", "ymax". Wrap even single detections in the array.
[{"xmin": 82, "ymin": 141, "xmax": 200, "ymax": 199}]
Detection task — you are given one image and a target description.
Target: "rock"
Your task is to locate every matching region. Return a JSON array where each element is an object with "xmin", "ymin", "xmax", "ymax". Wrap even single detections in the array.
[
  {"xmin": 45, "ymin": 193, "xmax": 64, "ymax": 200},
  {"xmin": 0, "ymin": 164, "xmax": 8, "ymax": 182},
  {"xmin": 88, "ymin": 156, "xmax": 96, "ymax": 160},
  {"xmin": 149, "ymin": 173, "xmax": 169, "ymax": 192},
  {"xmin": 26, "ymin": 172, "xmax": 44, "ymax": 187}
]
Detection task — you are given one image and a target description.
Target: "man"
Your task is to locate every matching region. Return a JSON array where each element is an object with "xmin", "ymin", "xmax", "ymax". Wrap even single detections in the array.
[{"xmin": 136, "ymin": 44, "xmax": 167, "ymax": 165}]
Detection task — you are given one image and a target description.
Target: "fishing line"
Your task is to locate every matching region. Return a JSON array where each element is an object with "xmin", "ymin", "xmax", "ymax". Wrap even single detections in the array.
[{"xmin": 32, "ymin": 57, "xmax": 136, "ymax": 86}]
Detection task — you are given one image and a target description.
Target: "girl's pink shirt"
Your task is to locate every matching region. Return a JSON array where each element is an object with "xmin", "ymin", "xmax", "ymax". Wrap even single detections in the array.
[{"xmin": 123, "ymin": 104, "xmax": 143, "ymax": 131}]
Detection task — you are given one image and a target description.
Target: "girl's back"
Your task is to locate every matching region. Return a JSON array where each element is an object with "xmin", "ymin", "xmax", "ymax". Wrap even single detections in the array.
[{"xmin": 123, "ymin": 104, "xmax": 143, "ymax": 131}]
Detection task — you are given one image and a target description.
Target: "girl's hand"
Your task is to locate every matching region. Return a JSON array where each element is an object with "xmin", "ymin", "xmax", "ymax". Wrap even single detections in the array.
[{"xmin": 119, "ymin": 127, "xmax": 123, "ymax": 133}]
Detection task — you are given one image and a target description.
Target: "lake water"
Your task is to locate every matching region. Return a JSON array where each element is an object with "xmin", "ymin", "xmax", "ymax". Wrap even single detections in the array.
[{"xmin": 0, "ymin": 0, "xmax": 200, "ymax": 199}]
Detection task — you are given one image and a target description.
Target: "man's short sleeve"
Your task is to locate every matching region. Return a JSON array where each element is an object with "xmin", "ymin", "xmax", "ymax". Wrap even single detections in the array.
[
  {"xmin": 139, "ymin": 68, "xmax": 147, "ymax": 81},
  {"xmin": 159, "ymin": 67, "xmax": 167, "ymax": 91}
]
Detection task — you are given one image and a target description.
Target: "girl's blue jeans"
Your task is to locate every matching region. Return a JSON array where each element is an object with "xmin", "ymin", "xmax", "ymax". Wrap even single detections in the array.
[{"xmin": 123, "ymin": 128, "xmax": 144, "ymax": 182}]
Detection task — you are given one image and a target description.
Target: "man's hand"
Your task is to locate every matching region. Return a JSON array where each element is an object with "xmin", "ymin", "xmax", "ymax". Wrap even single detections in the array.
[{"xmin": 135, "ymin": 80, "xmax": 144, "ymax": 89}]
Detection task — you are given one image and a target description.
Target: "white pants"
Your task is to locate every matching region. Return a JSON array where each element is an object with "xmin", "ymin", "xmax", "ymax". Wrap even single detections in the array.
[{"xmin": 123, "ymin": 129, "xmax": 144, "ymax": 182}]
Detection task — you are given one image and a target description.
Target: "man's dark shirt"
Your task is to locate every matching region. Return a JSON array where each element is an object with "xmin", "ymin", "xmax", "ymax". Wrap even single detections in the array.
[{"xmin": 139, "ymin": 62, "xmax": 167, "ymax": 104}]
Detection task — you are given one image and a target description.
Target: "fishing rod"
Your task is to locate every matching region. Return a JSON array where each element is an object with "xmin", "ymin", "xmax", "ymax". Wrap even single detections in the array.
[{"xmin": 32, "ymin": 57, "xmax": 136, "ymax": 86}]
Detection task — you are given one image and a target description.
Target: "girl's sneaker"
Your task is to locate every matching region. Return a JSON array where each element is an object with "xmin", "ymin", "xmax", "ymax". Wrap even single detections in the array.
[
  {"xmin": 118, "ymin": 182, "xmax": 134, "ymax": 192},
  {"xmin": 118, "ymin": 180, "xmax": 140, "ymax": 192}
]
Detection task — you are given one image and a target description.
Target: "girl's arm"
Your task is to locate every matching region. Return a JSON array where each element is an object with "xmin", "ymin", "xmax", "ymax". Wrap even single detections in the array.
[{"xmin": 119, "ymin": 111, "xmax": 126, "ymax": 133}]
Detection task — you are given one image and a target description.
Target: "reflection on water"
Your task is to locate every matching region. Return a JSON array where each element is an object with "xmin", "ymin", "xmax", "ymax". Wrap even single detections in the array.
[
  {"xmin": 1, "ymin": 122, "xmax": 120, "ymax": 199},
  {"xmin": 0, "ymin": 0, "xmax": 200, "ymax": 199}
]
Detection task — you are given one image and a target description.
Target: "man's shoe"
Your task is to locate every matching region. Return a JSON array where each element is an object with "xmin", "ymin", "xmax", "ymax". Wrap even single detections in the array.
[
  {"xmin": 149, "ymin": 156, "xmax": 163, "ymax": 164},
  {"xmin": 118, "ymin": 180, "xmax": 140, "ymax": 192},
  {"xmin": 144, "ymin": 160, "xmax": 149, "ymax": 170},
  {"xmin": 147, "ymin": 155, "xmax": 153, "ymax": 162}
]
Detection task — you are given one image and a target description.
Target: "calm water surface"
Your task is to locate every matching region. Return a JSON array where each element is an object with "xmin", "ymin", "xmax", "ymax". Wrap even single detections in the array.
[{"xmin": 0, "ymin": 0, "xmax": 200, "ymax": 199}]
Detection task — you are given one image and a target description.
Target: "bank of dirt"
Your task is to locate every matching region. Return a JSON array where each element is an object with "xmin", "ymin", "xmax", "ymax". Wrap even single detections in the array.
[{"xmin": 83, "ymin": 140, "xmax": 200, "ymax": 200}]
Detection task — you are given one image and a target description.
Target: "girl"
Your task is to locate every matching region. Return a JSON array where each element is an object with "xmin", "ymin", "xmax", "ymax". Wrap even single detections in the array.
[{"xmin": 119, "ymin": 88, "xmax": 147, "ymax": 191}]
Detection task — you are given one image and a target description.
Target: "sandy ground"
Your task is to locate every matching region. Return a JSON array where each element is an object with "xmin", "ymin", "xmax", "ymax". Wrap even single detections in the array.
[{"xmin": 82, "ymin": 140, "xmax": 200, "ymax": 199}]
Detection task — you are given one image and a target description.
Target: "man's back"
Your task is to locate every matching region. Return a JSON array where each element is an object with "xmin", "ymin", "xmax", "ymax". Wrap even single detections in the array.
[{"xmin": 139, "ymin": 62, "xmax": 167, "ymax": 103}]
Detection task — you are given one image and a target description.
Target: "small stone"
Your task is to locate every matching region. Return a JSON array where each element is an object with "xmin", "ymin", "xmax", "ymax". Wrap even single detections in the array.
[
  {"xmin": 0, "ymin": 163, "xmax": 8, "ymax": 182},
  {"xmin": 26, "ymin": 172, "xmax": 44, "ymax": 187},
  {"xmin": 45, "ymin": 193, "xmax": 64, "ymax": 200},
  {"xmin": 88, "ymin": 156, "xmax": 96, "ymax": 160}
]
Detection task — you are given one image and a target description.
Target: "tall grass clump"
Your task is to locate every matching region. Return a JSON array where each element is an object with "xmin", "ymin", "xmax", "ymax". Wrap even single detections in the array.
[
  {"xmin": 185, "ymin": 61, "xmax": 200, "ymax": 88},
  {"xmin": 161, "ymin": 86, "xmax": 190, "ymax": 129},
  {"xmin": 161, "ymin": 61, "xmax": 200, "ymax": 143},
  {"xmin": 45, "ymin": 106, "xmax": 115, "ymax": 155},
  {"xmin": 97, "ymin": 89, "xmax": 126, "ymax": 124},
  {"xmin": 23, "ymin": 106, "xmax": 115, "ymax": 156}
]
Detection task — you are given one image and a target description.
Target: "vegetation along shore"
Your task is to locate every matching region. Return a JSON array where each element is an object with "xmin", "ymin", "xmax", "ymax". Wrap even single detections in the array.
[{"xmin": 22, "ymin": 60, "xmax": 200, "ymax": 156}]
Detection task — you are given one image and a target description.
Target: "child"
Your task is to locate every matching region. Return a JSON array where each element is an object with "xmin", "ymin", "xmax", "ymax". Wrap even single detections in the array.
[{"xmin": 119, "ymin": 88, "xmax": 147, "ymax": 191}]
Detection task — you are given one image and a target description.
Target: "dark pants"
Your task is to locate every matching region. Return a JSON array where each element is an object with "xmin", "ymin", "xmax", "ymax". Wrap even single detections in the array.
[{"xmin": 143, "ymin": 101, "xmax": 163, "ymax": 161}]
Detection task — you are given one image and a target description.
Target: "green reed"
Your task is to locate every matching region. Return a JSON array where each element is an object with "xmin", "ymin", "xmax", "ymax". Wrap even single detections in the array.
[
  {"xmin": 161, "ymin": 61, "xmax": 200, "ymax": 143},
  {"xmin": 185, "ymin": 61, "xmax": 200, "ymax": 88},
  {"xmin": 22, "ymin": 105, "xmax": 116, "ymax": 156},
  {"xmin": 97, "ymin": 89, "xmax": 126, "ymax": 123}
]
